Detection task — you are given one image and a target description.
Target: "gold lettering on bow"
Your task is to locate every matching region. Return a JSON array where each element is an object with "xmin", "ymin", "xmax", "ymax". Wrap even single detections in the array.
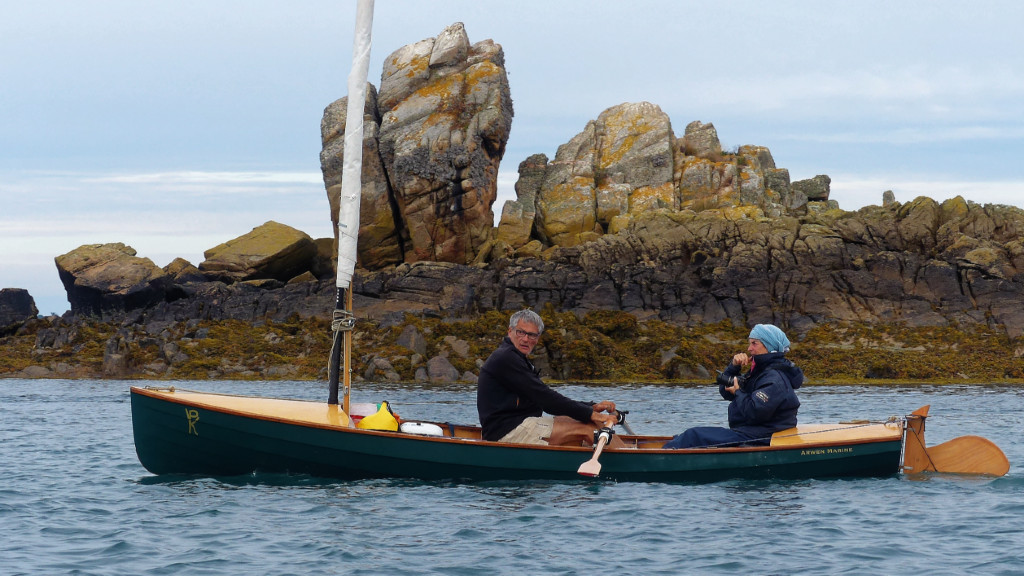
[{"xmin": 186, "ymin": 408, "xmax": 200, "ymax": 435}]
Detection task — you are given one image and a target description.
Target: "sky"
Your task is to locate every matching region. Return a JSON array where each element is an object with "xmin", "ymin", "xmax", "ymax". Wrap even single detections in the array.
[{"xmin": 3, "ymin": 1, "xmax": 1023, "ymax": 315}]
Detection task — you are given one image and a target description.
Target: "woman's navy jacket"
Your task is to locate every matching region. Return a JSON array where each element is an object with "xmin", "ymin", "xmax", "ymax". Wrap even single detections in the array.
[{"xmin": 720, "ymin": 351, "xmax": 804, "ymax": 438}]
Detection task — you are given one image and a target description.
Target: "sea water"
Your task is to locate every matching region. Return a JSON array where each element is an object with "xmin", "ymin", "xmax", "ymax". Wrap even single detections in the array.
[{"xmin": 2, "ymin": 378, "xmax": 1022, "ymax": 575}]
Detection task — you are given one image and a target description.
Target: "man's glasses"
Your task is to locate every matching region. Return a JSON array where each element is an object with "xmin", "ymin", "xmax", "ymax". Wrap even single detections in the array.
[{"xmin": 514, "ymin": 328, "xmax": 541, "ymax": 340}]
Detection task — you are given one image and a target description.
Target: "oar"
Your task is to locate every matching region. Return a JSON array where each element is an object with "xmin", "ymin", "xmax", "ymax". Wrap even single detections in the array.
[
  {"xmin": 903, "ymin": 405, "xmax": 1010, "ymax": 476},
  {"xmin": 577, "ymin": 427, "xmax": 614, "ymax": 477}
]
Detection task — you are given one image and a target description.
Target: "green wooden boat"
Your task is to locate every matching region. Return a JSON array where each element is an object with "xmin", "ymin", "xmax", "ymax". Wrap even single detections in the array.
[{"xmin": 131, "ymin": 386, "xmax": 940, "ymax": 482}]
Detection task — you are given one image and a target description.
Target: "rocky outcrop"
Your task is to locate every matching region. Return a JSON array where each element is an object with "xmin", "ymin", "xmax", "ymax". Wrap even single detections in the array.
[
  {"xmin": 350, "ymin": 197, "xmax": 1024, "ymax": 338},
  {"xmin": 52, "ymin": 223, "xmax": 333, "ymax": 320},
  {"xmin": 495, "ymin": 153, "xmax": 546, "ymax": 250},
  {"xmin": 527, "ymin": 102, "xmax": 676, "ymax": 248},
  {"xmin": 377, "ymin": 22, "xmax": 512, "ymax": 266},
  {"xmin": 199, "ymin": 221, "xmax": 319, "ymax": 283},
  {"xmin": 51, "ymin": 194, "xmax": 1024, "ymax": 339},
  {"xmin": 55, "ymin": 243, "xmax": 171, "ymax": 316},
  {"xmin": 0, "ymin": 288, "xmax": 38, "ymax": 335},
  {"xmin": 494, "ymin": 103, "xmax": 831, "ymax": 258},
  {"xmin": 321, "ymin": 22, "xmax": 514, "ymax": 269},
  {"xmin": 321, "ymin": 25, "xmax": 830, "ymax": 268}
]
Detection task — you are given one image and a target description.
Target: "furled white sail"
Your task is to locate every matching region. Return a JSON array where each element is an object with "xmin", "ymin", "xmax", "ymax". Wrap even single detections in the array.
[{"xmin": 336, "ymin": 0, "xmax": 375, "ymax": 288}]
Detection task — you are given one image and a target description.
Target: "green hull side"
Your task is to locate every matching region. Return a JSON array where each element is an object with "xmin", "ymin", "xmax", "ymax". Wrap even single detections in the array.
[{"xmin": 131, "ymin": 390, "xmax": 902, "ymax": 482}]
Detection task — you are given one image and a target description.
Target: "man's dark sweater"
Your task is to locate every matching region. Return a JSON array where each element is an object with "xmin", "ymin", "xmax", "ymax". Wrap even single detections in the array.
[{"xmin": 476, "ymin": 337, "xmax": 594, "ymax": 441}]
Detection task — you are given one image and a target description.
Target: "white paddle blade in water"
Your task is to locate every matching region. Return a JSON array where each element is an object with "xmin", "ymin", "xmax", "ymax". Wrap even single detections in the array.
[{"xmin": 577, "ymin": 432, "xmax": 611, "ymax": 477}]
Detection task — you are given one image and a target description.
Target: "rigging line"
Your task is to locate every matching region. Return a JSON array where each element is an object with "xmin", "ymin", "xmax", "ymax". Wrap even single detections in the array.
[
  {"xmin": 695, "ymin": 418, "xmax": 903, "ymax": 450},
  {"xmin": 904, "ymin": 418, "xmax": 938, "ymax": 472},
  {"xmin": 770, "ymin": 418, "xmax": 901, "ymax": 440},
  {"xmin": 326, "ymin": 330, "xmax": 343, "ymax": 375},
  {"xmin": 327, "ymin": 310, "xmax": 353, "ymax": 380}
]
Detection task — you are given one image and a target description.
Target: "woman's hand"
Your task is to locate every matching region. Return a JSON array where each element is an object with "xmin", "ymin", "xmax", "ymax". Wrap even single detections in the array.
[{"xmin": 732, "ymin": 353, "xmax": 751, "ymax": 367}]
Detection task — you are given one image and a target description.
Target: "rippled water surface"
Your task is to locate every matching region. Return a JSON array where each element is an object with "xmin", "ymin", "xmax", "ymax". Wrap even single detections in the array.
[{"xmin": 2, "ymin": 379, "xmax": 1023, "ymax": 575}]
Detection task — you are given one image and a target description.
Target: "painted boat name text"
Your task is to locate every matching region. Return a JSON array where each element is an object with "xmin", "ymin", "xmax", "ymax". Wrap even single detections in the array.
[{"xmin": 800, "ymin": 447, "xmax": 854, "ymax": 456}]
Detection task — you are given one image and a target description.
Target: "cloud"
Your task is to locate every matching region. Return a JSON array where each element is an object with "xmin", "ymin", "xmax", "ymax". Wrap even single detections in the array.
[
  {"xmin": 772, "ymin": 124, "xmax": 1024, "ymax": 146},
  {"xmin": 0, "ymin": 169, "xmax": 335, "ymax": 315},
  {"xmin": 86, "ymin": 170, "xmax": 324, "ymax": 187},
  {"xmin": 1, "ymin": 169, "xmax": 333, "ymax": 238},
  {"xmin": 0, "ymin": 166, "xmax": 335, "ymax": 314}
]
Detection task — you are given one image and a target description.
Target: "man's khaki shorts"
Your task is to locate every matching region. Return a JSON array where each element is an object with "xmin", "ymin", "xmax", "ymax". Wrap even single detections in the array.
[{"xmin": 498, "ymin": 416, "xmax": 554, "ymax": 445}]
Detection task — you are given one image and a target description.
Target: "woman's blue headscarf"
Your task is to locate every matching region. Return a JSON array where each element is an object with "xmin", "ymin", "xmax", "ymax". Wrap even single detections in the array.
[{"xmin": 749, "ymin": 324, "xmax": 790, "ymax": 353}]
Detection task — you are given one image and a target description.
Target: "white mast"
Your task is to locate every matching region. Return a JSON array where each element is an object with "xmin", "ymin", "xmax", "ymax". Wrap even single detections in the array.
[
  {"xmin": 329, "ymin": 0, "xmax": 374, "ymax": 411},
  {"xmin": 336, "ymin": 0, "xmax": 374, "ymax": 288}
]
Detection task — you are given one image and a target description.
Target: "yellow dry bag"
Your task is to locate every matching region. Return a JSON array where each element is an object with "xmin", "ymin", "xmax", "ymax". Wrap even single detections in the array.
[{"xmin": 356, "ymin": 401, "xmax": 400, "ymax": 431}]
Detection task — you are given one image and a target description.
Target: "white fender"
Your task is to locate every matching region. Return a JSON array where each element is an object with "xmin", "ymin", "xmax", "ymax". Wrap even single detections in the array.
[{"xmin": 399, "ymin": 422, "xmax": 445, "ymax": 436}]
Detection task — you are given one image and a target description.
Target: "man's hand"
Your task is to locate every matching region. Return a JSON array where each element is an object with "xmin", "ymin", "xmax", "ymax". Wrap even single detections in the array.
[
  {"xmin": 590, "ymin": 411, "xmax": 617, "ymax": 428},
  {"xmin": 592, "ymin": 400, "xmax": 617, "ymax": 414}
]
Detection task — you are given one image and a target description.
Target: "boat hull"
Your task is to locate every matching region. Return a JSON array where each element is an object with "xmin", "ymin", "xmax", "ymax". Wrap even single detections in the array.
[{"xmin": 130, "ymin": 387, "xmax": 903, "ymax": 482}]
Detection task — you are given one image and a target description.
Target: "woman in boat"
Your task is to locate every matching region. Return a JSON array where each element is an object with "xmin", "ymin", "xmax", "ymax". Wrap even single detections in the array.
[
  {"xmin": 664, "ymin": 324, "xmax": 804, "ymax": 449},
  {"xmin": 477, "ymin": 309, "xmax": 624, "ymax": 447}
]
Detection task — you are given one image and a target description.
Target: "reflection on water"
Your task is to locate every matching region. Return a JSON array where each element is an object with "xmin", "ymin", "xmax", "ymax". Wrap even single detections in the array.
[{"xmin": 718, "ymin": 479, "xmax": 809, "ymax": 518}]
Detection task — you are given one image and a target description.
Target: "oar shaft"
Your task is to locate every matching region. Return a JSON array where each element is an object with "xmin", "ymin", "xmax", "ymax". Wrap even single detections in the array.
[
  {"xmin": 616, "ymin": 410, "xmax": 636, "ymax": 435},
  {"xmin": 591, "ymin": 432, "xmax": 609, "ymax": 459}
]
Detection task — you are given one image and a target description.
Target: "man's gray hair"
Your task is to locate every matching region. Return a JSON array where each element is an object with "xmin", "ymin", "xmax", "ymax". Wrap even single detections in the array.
[{"xmin": 509, "ymin": 309, "xmax": 544, "ymax": 333}]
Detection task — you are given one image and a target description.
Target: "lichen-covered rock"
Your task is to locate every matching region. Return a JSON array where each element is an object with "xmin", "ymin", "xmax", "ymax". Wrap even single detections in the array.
[
  {"xmin": 792, "ymin": 174, "xmax": 831, "ymax": 202},
  {"xmin": 55, "ymin": 243, "xmax": 170, "ymax": 316},
  {"xmin": 534, "ymin": 102, "xmax": 675, "ymax": 247},
  {"xmin": 320, "ymin": 84, "xmax": 403, "ymax": 269},
  {"xmin": 534, "ymin": 121, "xmax": 599, "ymax": 247},
  {"xmin": 377, "ymin": 22, "xmax": 513, "ymax": 264},
  {"xmin": 321, "ymin": 22, "xmax": 513, "ymax": 268},
  {"xmin": 502, "ymin": 104, "xmax": 825, "ymax": 252},
  {"xmin": 200, "ymin": 221, "xmax": 317, "ymax": 283},
  {"xmin": 48, "ymin": 196, "xmax": 1024, "ymax": 345},
  {"xmin": 681, "ymin": 120, "xmax": 722, "ymax": 158},
  {"xmin": 495, "ymin": 153, "xmax": 547, "ymax": 249}
]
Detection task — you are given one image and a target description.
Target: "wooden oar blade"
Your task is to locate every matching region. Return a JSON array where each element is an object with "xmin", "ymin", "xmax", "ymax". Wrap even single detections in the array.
[
  {"xmin": 927, "ymin": 435, "xmax": 1010, "ymax": 477},
  {"xmin": 577, "ymin": 458, "xmax": 602, "ymax": 477},
  {"xmin": 577, "ymin": 432, "xmax": 610, "ymax": 477}
]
